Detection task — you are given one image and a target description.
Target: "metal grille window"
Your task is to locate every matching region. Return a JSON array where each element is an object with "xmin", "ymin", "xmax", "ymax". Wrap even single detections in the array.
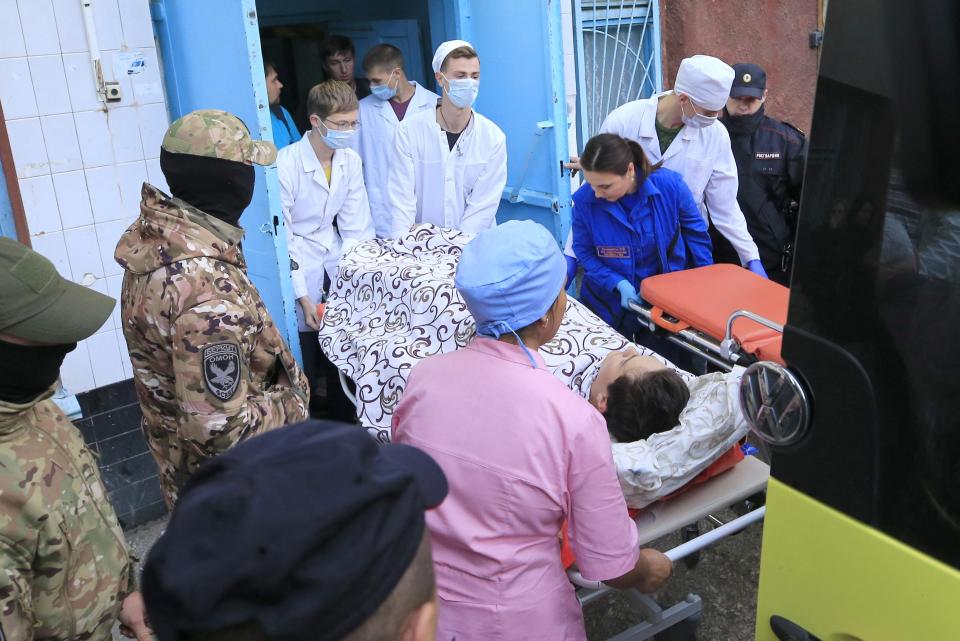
[{"xmin": 574, "ymin": 0, "xmax": 662, "ymax": 142}]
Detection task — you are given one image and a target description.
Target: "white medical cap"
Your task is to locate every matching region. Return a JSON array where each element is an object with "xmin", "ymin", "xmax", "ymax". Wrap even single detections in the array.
[
  {"xmin": 432, "ymin": 40, "xmax": 474, "ymax": 73},
  {"xmin": 455, "ymin": 220, "xmax": 566, "ymax": 341},
  {"xmin": 673, "ymin": 55, "xmax": 735, "ymax": 112}
]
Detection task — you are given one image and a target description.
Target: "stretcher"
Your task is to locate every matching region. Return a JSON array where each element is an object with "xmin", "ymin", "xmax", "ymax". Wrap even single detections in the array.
[
  {"xmin": 566, "ymin": 265, "xmax": 788, "ymax": 638},
  {"xmin": 570, "ymin": 455, "xmax": 770, "ymax": 640},
  {"xmin": 634, "ymin": 264, "xmax": 790, "ymax": 370}
]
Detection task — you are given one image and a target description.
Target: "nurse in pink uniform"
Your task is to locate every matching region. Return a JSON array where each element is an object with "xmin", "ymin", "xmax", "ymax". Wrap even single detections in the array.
[{"xmin": 392, "ymin": 220, "xmax": 673, "ymax": 641}]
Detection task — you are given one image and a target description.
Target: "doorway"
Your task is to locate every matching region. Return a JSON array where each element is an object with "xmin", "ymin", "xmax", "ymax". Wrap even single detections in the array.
[{"xmin": 256, "ymin": 0, "xmax": 438, "ymax": 132}]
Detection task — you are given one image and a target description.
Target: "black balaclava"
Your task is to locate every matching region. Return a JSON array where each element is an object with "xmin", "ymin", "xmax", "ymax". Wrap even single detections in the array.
[
  {"xmin": 0, "ymin": 340, "xmax": 76, "ymax": 404},
  {"xmin": 724, "ymin": 103, "xmax": 766, "ymax": 137},
  {"xmin": 159, "ymin": 148, "xmax": 256, "ymax": 228}
]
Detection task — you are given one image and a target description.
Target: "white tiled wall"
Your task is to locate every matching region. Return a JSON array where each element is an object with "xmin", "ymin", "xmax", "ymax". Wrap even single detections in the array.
[{"xmin": 1, "ymin": 0, "xmax": 170, "ymax": 394}]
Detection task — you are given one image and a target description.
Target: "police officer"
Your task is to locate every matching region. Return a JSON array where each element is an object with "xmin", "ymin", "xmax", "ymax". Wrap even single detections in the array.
[
  {"xmin": 116, "ymin": 110, "xmax": 310, "ymax": 508},
  {"xmin": 719, "ymin": 63, "xmax": 807, "ymax": 285},
  {"xmin": 0, "ymin": 238, "xmax": 150, "ymax": 641}
]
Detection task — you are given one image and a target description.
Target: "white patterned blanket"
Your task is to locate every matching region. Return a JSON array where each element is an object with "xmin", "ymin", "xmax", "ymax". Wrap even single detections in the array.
[{"xmin": 318, "ymin": 225, "xmax": 748, "ymax": 508}]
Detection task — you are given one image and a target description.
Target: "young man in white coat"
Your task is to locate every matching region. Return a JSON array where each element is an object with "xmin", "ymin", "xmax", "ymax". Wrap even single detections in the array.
[
  {"xmin": 359, "ymin": 44, "xmax": 439, "ymax": 238},
  {"xmin": 277, "ymin": 80, "xmax": 375, "ymax": 419},
  {"xmin": 387, "ymin": 40, "xmax": 507, "ymax": 238},
  {"xmin": 571, "ymin": 55, "xmax": 766, "ymax": 278}
]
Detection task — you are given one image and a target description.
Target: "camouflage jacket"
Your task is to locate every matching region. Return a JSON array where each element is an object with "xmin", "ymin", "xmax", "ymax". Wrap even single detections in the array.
[
  {"xmin": 0, "ymin": 391, "xmax": 134, "ymax": 641},
  {"xmin": 116, "ymin": 184, "xmax": 309, "ymax": 507}
]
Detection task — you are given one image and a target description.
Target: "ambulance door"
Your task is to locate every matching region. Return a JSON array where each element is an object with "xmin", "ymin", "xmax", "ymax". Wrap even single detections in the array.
[
  {"xmin": 750, "ymin": 0, "xmax": 960, "ymax": 638},
  {"xmin": 453, "ymin": 0, "xmax": 573, "ymax": 242},
  {"xmin": 151, "ymin": 0, "xmax": 301, "ymax": 359}
]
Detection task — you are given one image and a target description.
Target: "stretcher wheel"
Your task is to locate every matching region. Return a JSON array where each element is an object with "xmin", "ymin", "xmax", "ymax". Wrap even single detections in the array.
[{"xmin": 681, "ymin": 523, "xmax": 701, "ymax": 569}]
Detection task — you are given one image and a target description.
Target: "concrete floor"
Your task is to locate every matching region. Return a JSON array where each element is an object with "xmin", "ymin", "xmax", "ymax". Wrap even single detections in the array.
[
  {"xmin": 584, "ymin": 508, "xmax": 763, "ymax": 641},
  {"xmin": 116, "ymin": 507, "xmax": 763, "ymax": 641}
]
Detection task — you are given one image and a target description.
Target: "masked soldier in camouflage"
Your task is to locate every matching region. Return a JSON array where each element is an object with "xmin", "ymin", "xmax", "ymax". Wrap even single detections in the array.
[
  {"xmin": 0, "ymin": 238, "xmax": 150, "ymax": 641},
  {"xmin": 116, "ymin": 110, "xmax": 310, "ymax": 508}
]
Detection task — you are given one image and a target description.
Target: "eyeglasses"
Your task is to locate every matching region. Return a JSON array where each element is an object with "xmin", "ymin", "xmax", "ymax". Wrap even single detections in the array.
[{"xmin": 323, "ymin": 118, "xmax": 361, "ymax": 131}]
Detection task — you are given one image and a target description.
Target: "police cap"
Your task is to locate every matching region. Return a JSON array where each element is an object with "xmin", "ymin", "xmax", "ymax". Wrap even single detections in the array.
[
  {"xmin": 730, "ymin": 62, "xmax": 767, "ymax": 99},
  {"xmin": 142, "ymin": 420, "xmax": 448, "ymax": 641}
]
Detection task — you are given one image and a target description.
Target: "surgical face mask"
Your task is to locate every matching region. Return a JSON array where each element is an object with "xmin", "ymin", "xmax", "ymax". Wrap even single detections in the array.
[
  {"xmin": 316, "ymin": 121, "xmax": 358, "ymax": 150},
  {"xmin": 441, "ymin": 74, "xmax": 479, "ymax": 109},
  {"xmin": 680, "ymin": 100, "xmax": 718, "ymax": 129},
  {"xmin": 370, "ymin": 70, "xmax": 399, "ymax": 101}
]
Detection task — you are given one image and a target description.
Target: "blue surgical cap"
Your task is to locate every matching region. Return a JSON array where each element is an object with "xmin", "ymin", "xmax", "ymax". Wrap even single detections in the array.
[{"xmin": 455, "ymin": 220, "xmax": 567, "ymax": 341}]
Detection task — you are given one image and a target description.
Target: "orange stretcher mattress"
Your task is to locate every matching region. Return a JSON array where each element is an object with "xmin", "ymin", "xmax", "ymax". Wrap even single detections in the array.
[{"xmin": 639, "ymin": 264, "xmax": 789, "ymax": 365}]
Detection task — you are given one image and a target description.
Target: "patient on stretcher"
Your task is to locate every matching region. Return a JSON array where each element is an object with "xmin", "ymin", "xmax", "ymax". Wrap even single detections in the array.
[
  {"xmin": 590, "ymin": 348, "xmax": 690, "ymax": 444},
  {"xmin": 318, "ymin": 225, "xmax": 749, "ymax": 508}
]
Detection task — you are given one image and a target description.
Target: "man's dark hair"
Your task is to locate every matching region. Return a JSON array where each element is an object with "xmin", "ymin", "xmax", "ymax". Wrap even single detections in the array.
[
  {"xmin": 603, "ymin": 369, "xmax": 691, "ymax": 443},
  {"xmin": 363, "ymin": 44, "xmax": 405, "ymax": 73},
  {"xmin": 183, "ymin": 530, "xmax": 436, "ymax": 641},
  {"xmin": 263, "ymin": 59, "xmax": 277, "ymax": 77},
  {"xmin": 320, "ymin": 34, "xmax": 356, "ymax": 61}
]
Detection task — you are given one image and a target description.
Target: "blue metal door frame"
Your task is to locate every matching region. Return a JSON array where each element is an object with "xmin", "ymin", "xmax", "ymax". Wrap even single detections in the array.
[
  {"xmin": 150, "ymin": 0, "xmax": 301, "ymax": 362},
  {"xmin": 147, "ymin": 0, "xmax": 573, "ymax": 364},
  {"xmin": 452, "ymin": 0, "xmax": 573, "ymax": 244},
  {"xmin": 0, "ymin": 158, "xmax": 16, "ymax": 240}
]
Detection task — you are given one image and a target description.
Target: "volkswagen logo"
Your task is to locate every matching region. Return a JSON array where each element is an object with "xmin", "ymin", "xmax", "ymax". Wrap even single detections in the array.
[{"xmin": 739, "ymin": 361, "xmax": 810, "ymax": 446}]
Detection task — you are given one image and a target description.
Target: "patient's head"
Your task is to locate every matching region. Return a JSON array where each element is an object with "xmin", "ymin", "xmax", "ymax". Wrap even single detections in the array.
[{"xmin": 589, "ymin": 348, "xmax": 691, "ymax": 442}]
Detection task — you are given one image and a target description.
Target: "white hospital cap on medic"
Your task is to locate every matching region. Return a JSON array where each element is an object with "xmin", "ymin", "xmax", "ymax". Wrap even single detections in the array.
[
  {"xmin": 432, "ymin": 40, "xmax": 474, "ymax": 73},
  {"xmin": 673, "ymin": 55, "xmax": 736, "ymax": 112}
]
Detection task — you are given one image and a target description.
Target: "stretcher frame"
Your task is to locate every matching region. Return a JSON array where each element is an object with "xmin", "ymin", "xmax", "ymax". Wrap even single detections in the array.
[
  {"xmin": 570, "ymin": 456, "xmax": 769, "ymax": 640},
  {"xmin": 628, "ymin": 301, "xmax": 785, "ymax": 372}
]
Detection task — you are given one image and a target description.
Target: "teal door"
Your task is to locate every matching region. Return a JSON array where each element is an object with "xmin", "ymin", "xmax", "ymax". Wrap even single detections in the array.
[
  {"xmin": 151, "ymin": 0, "xmax": 300, "ymax": 360},
  {"xmin": 328, "ymin": 20, "xmax": 428, "ymax": 86},
  {"xmin": 0, "ymin": 159, "xmax": 17, "ymax": 240},
  {"xmin": 453, "ymin": 0, "xmax": 572, "ymax": 242}
]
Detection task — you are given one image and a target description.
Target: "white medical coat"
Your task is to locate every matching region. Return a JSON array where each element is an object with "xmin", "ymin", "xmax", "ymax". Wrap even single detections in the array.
[
  {"xmin": 387, "ymin": 107, "xmax": 507, "ymax": 238},
  {"xmin": 358, "ymin": 82, "xmax": 439, "ymax": 238},
  {"xmin": 601, "ymin": 92, "xmax": 761, "ymax": 264},
  {"xmin": 277, "ymin": 133, "xmax": 375, "ymax": 329}
]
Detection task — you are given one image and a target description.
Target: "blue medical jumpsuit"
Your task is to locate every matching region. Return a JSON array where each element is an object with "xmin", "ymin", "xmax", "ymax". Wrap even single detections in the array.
[{"xmin": 572, "ymin": 167, "xmax": 713, "ymax": 340}]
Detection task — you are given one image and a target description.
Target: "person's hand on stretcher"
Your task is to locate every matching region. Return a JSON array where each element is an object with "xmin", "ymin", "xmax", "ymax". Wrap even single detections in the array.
[
  {"xmin": 606, "ymin": 549, "xmax": 674, "ymax": 592},
  {"xmin": 616, "ymin": 280, "xmax": 643, "ymax": 310}
]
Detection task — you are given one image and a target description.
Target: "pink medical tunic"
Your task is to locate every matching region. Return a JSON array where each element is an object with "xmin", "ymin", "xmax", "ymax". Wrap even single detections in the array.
[{"xmin": 393, "ymin": 337, "xmax": 639, "ymax": 641}]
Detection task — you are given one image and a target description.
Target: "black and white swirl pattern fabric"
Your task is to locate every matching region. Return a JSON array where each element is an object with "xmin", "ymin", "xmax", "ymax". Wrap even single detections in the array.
[{"xmin": 318, "ymin": 225, "xmax": 748, "ymax": 508}]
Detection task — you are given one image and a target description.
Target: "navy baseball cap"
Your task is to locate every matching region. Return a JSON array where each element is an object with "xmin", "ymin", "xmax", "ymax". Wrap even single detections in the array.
[
  {"xmin": 730, "ymin": 63, "xmax": 767, "ymax": 99},
  {"xmin": 141, "ymin": 420, "xmax": 447, "ymax": 641}
]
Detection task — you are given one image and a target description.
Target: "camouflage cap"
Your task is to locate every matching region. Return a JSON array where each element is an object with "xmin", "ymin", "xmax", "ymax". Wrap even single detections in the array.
[
  {"xmin": 0, "ymin": 238, "xmax": 115, "ymax": 343},
  {"xmin": 161, "ymin": 109, "xmax": 277, "ymax": 166}
]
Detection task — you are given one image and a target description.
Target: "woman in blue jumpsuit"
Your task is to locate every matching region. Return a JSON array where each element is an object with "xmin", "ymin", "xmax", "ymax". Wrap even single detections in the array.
[{"xmin": 573, "ymin": 133, "xmax": 713, "ymax": 344}]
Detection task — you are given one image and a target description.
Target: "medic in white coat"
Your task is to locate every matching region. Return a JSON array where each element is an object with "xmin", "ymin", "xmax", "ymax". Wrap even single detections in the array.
[
  {"xmin": 358, "ymin": 45, "xmax": 439, "ymax": 238},
  {"xmin": 387, "ymin": 40, "xmax": 507, "ymax": 238},
  {"xmin": 277, "ymin": 81, "xmax": 375, "ymax": 332},
  {"xmin": 599, "ymin": 55, "xmax": 767, "ymax": 277}
]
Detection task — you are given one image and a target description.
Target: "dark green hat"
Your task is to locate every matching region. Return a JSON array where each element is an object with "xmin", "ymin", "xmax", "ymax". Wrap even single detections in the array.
[{"xmin": 0, "ymin": 238, "xmax": 115, "ymax": 344}]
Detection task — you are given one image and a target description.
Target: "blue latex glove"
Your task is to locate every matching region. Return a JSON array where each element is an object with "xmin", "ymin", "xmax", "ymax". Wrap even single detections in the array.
[
  {"xmin": 565, "ymin": 255, "xmax": 578, "ymax": 288},
  {"xmin": 616, "ymin": 279, "xmax": 642, "ymax": 309},
  {"xmin": 746, "ymin": 259, "xmax": 768, "ymax": 279}
]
